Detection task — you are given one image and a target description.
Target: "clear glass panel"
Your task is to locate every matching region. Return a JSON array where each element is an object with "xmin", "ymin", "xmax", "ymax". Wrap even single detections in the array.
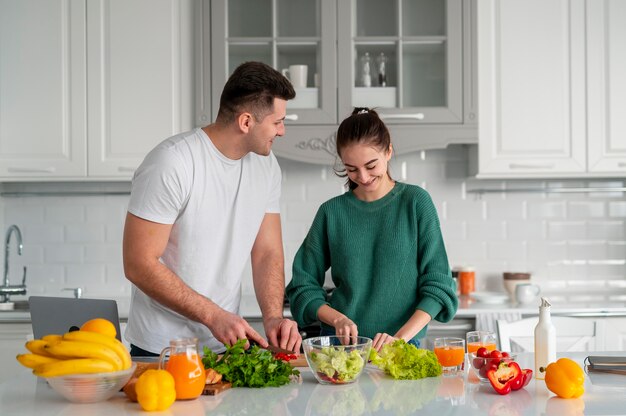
[
  {"xmin": 354, "ymin": 44, "xmax": 397, "ymax": 88},
  {"xmin": 229, "ymin": 0, "xmax": 272, "ymax": 37},
  {"xmin": 278, "ymin": 44, "xmax": 319, "ymax": 109},
  {"xmin": 402, "ymin": 42, "xmax": 446, "ymax": 107},
  {"xmin": 228, "ymin": 44, "xmax": 272, "ymax": 74},
  {"xmin": 277, "ymin": 0, "xmax": 319, "ymax": 37},
  {"xmin": 353, "ymin": 45, "xmax": 398, "ymax": 108},
  {"xmin": 402, "ymin": 0, "xmax": 446, "ymax": 36},
  {"xmin": 356, "ymin": 0, "xmax": 397, "ymax": 36}
]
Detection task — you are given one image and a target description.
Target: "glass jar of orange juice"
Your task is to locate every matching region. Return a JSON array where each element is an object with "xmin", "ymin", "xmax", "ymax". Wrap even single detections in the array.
[
  {"xmin": 465, "ymin": 330, "xmax": 497, "ymax": 354},
  {"xmin": 159, "ymin": 338, "xmax": 206, "ymax": 400}
]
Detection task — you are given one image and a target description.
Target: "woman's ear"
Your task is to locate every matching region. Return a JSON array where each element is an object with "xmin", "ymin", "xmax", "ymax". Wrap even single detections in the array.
[{"xmin": 386, "ymin": 143, "xmax": 394, "ymax": 160}]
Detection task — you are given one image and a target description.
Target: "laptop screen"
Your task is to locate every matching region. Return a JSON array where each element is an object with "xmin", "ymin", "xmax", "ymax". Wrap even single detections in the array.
[{"xmin": 29, "ymin": 296, "xmax": 121, "ymax": 341}]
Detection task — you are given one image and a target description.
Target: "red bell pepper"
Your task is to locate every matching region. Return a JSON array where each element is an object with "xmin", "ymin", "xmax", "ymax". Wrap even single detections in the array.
[
  {"xmin": 520, "ymin": 368, "xmax": 533, "ymax": 389},
  {"xmin": 487, "ymin": 361, "xmax": 523, "ymax": 395}
]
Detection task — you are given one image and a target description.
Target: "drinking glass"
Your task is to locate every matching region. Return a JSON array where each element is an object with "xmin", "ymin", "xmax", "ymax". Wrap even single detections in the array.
[
  {"xmin": 466, "ymin": 331, "xmax": 497, "ymax": 353},
  {"xmin": 159, "ymin": 338, "xmax": 206, "ymax": 400},
  {"xmin": 434, "ymin": 337, "xmax": 465, "ymax": 375}
]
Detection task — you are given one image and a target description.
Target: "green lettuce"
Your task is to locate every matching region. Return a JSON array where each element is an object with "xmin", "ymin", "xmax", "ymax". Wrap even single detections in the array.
[
  {"xmin": 310, "ymin": 346, "xmax": 366, "ymax": 383},
  {"xmin": 369, "ymin": 339, "xmax": 442, "ymax": 379}
]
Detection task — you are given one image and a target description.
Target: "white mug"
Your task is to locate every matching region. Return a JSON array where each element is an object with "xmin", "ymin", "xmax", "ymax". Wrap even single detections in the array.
[
  {"xmin": 515, "ymin": 283, "xmax": 541, "ymax": 304},
  {"xmin": 282, "ymin": 64, "xmax": 308, "ymax": 88}
]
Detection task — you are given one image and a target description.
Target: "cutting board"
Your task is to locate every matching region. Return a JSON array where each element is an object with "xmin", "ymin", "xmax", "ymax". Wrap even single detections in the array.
[
  {"xmin": 286, "ymin": 354, "xmax": 308, "ymax": 367},
  {"xmin": 202, "ymin": 381, "xmax": 232, "ymax": 396}
]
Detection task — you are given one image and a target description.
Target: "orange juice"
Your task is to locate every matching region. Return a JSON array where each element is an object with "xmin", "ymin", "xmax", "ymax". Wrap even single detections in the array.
[
  {"xmin": 166, "ymin": 352, "xmax": 206, "ymax": 400},
  {"xmin": 467, "ymin": 342, "xmax": 497, "ymax": 353},
  {"xmin": 434, "ymin": 346, "xmax": 465, "ymax": 367}
]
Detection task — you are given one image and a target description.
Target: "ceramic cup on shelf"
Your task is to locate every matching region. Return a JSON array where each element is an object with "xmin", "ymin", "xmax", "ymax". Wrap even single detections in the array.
[
  {"xmin": 281, "ymin": 65, "xmax": 308, "ymax": 88},
  {"xmin": 515, "ymin": 283, "xmax": 541, "ymax": 304},
  {"xmin": 503, "ymin": 272, "xmax": 531, "ymax": 299}
]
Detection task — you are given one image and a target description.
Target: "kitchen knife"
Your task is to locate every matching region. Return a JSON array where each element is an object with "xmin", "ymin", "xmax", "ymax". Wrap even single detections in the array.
[{"xmin": 249, "ymin": 340, "xmax": 297, "ymax": 355}]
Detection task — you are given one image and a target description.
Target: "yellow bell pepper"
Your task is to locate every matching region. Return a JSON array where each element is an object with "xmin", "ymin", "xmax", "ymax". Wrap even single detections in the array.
[
  {"xmin": 135, "ymin": 369, "xmax": 177, "ymax": 411},
  {"xmin": 544, "ymin": 357, "xmax": 585, "ymax": 399}
]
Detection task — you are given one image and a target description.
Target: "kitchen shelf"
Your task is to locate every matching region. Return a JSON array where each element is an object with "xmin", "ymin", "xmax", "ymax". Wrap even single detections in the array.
[{"xmin": 467, "ymin": 186, "xmax": 626, "ymax": 195}]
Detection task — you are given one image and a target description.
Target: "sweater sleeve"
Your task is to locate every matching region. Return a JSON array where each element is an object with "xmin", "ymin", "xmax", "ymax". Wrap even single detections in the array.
[
  {"xmin": 414, "ymin": 194, "xmax": 458, "ymax": 323},
  {"xmin": 286, "ymin": 207, "xmax": 331, "ymax": 327}
]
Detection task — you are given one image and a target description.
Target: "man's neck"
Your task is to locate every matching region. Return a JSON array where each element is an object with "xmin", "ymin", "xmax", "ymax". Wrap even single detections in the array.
[{"xmin": 202, "ymin": 123, "xmax": 247, "ymax": 160}]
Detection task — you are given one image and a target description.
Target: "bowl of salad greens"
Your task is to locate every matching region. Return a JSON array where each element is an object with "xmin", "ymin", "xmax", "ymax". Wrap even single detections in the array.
[{"xmin": 303, "ymin": 336, "xmax": 372, "ymax": 385}]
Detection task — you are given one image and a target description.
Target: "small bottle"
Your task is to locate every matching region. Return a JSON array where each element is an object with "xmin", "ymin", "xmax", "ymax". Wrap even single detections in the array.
[
  {"xmin": 376, "ymin": 52, "xmax": 387, "ymax": 87},
  {"xmin": 360, "ymin": 52, "xmax": 372, "ymax": 87},
  {"xmin": 534, "ymin": 297, "xmax": 556, "ymax": 380}
]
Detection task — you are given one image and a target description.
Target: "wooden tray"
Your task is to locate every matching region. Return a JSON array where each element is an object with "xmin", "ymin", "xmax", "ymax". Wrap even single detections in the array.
[{"xmin": 203, "ymin": 381, "xmax": 232, "ymax": 395}]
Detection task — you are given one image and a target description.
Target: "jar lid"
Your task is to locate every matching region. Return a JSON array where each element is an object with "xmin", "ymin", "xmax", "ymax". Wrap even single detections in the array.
[{"xmin": 503, "ymin": 272, "xmax": 531, "ymax": 280}]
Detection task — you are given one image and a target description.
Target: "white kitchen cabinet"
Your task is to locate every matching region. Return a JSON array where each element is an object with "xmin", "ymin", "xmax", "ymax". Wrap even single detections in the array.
[
  {"xmin": 0, "ymin": 0, "xmax": 198, "ymax": 181},
  {"xmin": 0, "ymin": 323, "xmax": 32, "ymax": 385},
  {"xmin": 210, "ymin": 0, "xmax": 477, "ymax": 165},
  {"xmin": 476, "ymin": 0, "xmax": 626, "ymax": 178},
  {"xmin": 603, "ymin": 317, "xmax": 626, "ymax": 351},
  {"xmin": 586, "ymin": 1, "xmax": 626, "ymax": 174},
  {"xmin": 0, "ymin": 0, "xmax": 87, "ymax": 178}
]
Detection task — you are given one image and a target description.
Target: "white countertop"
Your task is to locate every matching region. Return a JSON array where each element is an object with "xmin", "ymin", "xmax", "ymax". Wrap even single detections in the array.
[
  {"xmin": 1, "ymin": 351, "xmax": 625, "ymax": 415},
  {"xmin": 1, "ymin": 293, "xmax": 625, "ymax": 323}
]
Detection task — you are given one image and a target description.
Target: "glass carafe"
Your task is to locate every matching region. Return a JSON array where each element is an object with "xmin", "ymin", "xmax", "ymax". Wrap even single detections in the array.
[{"xmin": 159, "ymin": 338, "xmax": 206, "ymax": 400}]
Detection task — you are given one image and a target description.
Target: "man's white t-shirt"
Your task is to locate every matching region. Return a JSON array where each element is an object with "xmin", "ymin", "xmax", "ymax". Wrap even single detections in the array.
[{"xmin": 124, "ymin": 128, "xmax": 281, "ymax": 353}]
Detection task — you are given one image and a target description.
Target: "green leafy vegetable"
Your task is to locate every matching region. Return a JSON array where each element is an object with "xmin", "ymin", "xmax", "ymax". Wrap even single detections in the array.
[
  {"xmin": 369, "ymin": 339, "xmax": 442, "ymax": 379},
  {"xmin": 309, "ymin": 346, "xmax": 366, "ymax": 383},
  {"xmin": 202, "ymin": 339, "xmax": 299, "ymax": 387}
]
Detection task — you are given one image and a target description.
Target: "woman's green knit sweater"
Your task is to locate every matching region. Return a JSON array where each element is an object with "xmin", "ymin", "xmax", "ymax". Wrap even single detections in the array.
[{"xmin": 286, "ymin": 182, "xmax": 458, "ymax": 342}]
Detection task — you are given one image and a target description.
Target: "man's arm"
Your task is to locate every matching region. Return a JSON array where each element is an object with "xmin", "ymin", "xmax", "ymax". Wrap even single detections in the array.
[
  {"xmin": 251, "ymin": 213, "xmax": 302, "ymax": 353},
  {"xmin": 122, "ymin": 212, "xmax": 266, "ymax": 347}
]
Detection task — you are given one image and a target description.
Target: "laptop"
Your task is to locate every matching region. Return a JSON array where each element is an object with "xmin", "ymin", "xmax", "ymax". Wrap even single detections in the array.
[{"xmin": 29, "ymin": 296, "xmax": 122, "ymax": 342}]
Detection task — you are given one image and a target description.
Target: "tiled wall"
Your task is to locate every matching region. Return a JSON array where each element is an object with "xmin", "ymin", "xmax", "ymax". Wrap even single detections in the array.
[{"xmin": 2, "ymin": 146, "xmax": 626, "ymax": 304}]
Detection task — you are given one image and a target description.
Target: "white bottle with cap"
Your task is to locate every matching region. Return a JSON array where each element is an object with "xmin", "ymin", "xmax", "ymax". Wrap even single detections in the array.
[{"xmin": 534, "ymin": 297, "xmax": 556, "ymax": 379}]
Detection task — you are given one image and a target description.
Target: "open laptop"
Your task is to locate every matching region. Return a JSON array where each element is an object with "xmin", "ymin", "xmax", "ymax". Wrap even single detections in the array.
[{"xmin": 29, "ymin": 296, "xmax": 122, "ymax": 342}]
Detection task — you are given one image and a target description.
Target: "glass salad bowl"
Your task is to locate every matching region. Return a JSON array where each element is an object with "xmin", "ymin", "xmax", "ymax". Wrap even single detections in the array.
[{"xmin": 302, "ymin": 336, "xmax": 372, "ymax": 385}]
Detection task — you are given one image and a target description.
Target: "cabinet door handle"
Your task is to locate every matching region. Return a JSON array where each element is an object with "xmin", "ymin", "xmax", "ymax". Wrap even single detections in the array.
[
  {"xmin": 508, "ymin": 163, "xmax": 555, "ymax": 169},
  {"xmin": 117, "ymin": 167, "xmax": 136, "ymax": 173},
  {"xmin": 285, "ymin": 114, "xmax": 299, "ymax": 121},
  {"xmin": 380, "ymin": 113, "xmax": 425, "ymax": 120},
  {"xmin": 618, "ymin": 163, "xmax": 626, "ymax": 168},
  {"xmin": 7, "ymin": 167, "xmax": 56, "ymax": 173}
]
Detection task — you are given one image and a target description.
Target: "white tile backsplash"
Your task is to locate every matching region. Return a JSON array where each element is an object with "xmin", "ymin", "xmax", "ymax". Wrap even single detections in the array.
[{"xmin": 2, "ymin": 146, "xmax": 626, "ymax": 303}]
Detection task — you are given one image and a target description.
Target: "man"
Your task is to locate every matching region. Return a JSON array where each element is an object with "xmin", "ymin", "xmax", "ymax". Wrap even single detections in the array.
[{"xmin": 122, "ymin": 61, "xmax": 301, "ymax": 355}]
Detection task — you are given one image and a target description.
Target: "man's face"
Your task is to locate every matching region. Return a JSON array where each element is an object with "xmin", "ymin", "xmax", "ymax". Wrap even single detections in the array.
[{"xmin": 248, "ymin": 98, "xmax": 287, "ymax": 156}]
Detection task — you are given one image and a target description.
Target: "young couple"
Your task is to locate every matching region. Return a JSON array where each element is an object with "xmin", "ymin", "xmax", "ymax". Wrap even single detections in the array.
[{"xmin": 123, "ymin": 61, "xmax": 457, "ymax": 357}]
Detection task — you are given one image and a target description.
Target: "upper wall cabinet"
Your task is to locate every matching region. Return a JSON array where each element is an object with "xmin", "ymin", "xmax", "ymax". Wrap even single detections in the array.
[
  {"xmin": 0, "ymin": 0, "xmax": 198, "ymax": 181},
  {"xmin": 476, "ymin": 0, "xmax": 626, "ymax": 178},
  {"xmin": 210, "ymin": 0, "xmax": 477, "ymax": 164}
]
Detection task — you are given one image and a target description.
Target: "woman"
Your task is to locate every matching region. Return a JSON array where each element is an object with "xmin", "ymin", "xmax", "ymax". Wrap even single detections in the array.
[{"xmin": 286, "ymin": 107, "xmax": 458, "ymax": 351}]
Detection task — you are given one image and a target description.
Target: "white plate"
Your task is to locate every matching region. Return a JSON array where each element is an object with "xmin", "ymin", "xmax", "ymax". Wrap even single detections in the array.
[{"xmin": 471, "ymin": 292, "xmax": 510, "ymax": 304}]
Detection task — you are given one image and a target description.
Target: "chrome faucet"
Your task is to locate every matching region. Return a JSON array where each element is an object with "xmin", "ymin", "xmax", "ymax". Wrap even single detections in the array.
[{"xmin": 1, "ymin": 225, "xmax": 27, "ymax": 303}]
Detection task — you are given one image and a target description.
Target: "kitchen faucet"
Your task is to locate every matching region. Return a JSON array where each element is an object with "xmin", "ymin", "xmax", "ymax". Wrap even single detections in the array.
[{"xmin": 1, "ymin": 224, "xmax": 27, "ymax": 303}]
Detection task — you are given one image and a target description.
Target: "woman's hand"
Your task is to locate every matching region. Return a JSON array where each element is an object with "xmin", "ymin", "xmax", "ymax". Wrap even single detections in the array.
[
  {"xmin": 332, "ymin": 315, "xmax": 358, "ymax": 345},
  {"xmin": 372, "ymin": 332, "xmax": 398, "ymax": 351}
]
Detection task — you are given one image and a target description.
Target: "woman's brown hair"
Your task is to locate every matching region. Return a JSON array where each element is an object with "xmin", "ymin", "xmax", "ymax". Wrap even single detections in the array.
[{"xmin": 334, "ymin": 107, "xmax": 392, "ymax": 190}]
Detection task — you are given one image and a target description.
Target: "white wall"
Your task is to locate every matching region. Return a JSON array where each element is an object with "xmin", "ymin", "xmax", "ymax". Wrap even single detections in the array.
[{"xmin": 2, "ymin": 145, "xmax": 626, "ymax": 308}]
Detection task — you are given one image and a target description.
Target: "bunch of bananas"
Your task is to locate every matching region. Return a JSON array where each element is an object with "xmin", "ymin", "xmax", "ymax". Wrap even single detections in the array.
[{"xmin": 16, "ymin": 330, "xmax": 132, "ymax": 377}]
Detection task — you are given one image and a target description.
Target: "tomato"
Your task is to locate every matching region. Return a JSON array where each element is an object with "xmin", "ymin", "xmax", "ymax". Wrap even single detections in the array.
[
  {"xmin": 501, "ymin": 352, "xmax": 510, "ymax": 358},
  {"xmin": 490, "ymin": 350, "xmax": 503, "ymax": 359},
  {"xmin": 473, "ymin": 357, "xmax": 486, "ymax": 370},
  {"xmin": 477, "ymin": 347, "xmax": 490, "ymax": 358},
  {"xmin": 480, "ymin": 361, "xmax": 499, "ymax": 378}
]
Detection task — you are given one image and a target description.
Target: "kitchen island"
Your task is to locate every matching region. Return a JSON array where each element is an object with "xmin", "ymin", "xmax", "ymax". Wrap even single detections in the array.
[{"xmin": 1, "ymin": 351, "xmax": 625, "ymax": 415}]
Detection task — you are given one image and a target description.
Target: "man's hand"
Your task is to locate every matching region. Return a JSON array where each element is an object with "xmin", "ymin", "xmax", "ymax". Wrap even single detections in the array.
[
  {"xmin": 207, "ymin": 307, "xmax": 267, "ymax": 349},
  {"xmin": 264, "ymin": 317, "xmax": 302, "ymax": 353}
]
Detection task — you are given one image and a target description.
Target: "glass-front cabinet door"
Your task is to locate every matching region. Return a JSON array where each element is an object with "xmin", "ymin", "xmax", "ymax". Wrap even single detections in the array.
[
  {"xmin": 210, "ymin": 0, "xmax": 336, "ymax": 124},
  {"xmin": 337, "ymin": 0, "xmax": 463, "ymax": 124}
]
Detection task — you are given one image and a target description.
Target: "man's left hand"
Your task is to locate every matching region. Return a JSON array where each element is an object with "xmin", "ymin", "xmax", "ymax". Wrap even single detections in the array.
[{"xmin": 264, "ymin": 317, "xmax": 302, "ymax": 353}]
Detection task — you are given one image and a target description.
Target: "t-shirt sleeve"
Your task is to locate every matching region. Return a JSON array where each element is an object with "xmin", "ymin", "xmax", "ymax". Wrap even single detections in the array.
[
  {"xmin": 265, "ymin": 152, "xmax": 281, "ymax": 214},
  {"xmin": 127, "ymin": 146, "xmax": 190, "ymax": 225}
]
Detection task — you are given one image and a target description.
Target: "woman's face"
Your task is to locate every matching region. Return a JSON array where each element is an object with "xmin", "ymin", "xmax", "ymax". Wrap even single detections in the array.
[{"xmin": 340, "ymin": 141, "xmax": 393, "ymax": 201}]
